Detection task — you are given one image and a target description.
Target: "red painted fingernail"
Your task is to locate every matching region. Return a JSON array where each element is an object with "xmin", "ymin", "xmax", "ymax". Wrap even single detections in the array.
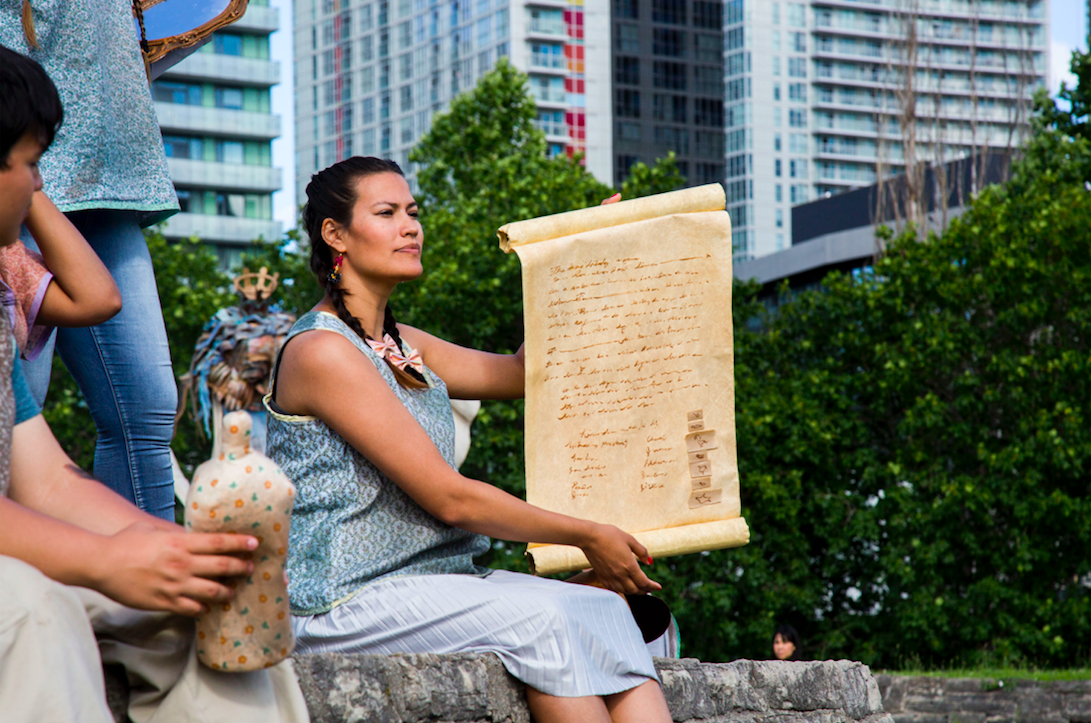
[{"xmin": 647, "ymin": 556, "xmax": 653, "ymax": 565}]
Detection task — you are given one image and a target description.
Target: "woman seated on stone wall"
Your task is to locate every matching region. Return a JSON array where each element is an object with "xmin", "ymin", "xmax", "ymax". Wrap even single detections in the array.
[{"xmin": 264, "ymin": 156, "xmax": 672, "ymax": 723}]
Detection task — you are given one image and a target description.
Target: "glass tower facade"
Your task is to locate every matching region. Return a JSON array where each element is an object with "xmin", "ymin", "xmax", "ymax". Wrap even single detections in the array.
[
  {"xmin": 610, "ymin": 0, "xmax": 728, "ymax": 189},
  {"xmin": 727, "ymin": 0, "xmax": 1048, "ymax": 262},
  {"xmin": 153, "ymin": 0, "xmax": 285, "ymax": 267},
  {"xmin": 293, "ymin": 0, "xmax": 613, "ymax": 202}
]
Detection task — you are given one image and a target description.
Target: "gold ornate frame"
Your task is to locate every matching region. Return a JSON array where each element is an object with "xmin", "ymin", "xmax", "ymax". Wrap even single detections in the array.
[{"xmin": 133, "ymin": 0, "xmax": 251, "ymax": 66}]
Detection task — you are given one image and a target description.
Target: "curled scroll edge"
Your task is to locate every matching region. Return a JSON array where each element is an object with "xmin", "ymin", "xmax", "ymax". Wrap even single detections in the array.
[
  {"xmin": 526, "ymin": 517, "xmax": 751, "ymax": 576},
  {"xmin": 497, "ymin": 183, "xmax": 727, "ymax": 252}
]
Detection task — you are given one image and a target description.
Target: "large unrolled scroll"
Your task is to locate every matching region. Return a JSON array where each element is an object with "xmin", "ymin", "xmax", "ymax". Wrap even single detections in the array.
[{"xmin": 499, "ymin": 185, "xmax": 749, "ymax": 575}]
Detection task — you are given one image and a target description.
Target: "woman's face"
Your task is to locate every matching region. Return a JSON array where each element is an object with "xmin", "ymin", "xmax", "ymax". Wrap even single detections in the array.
[
  {"xmin": 773, "ymin": 633, "xmax": 796, "ymax": 660},
  {"xmin": 328, "ymin": 171, "xmax": 423, "ymax": 287}
]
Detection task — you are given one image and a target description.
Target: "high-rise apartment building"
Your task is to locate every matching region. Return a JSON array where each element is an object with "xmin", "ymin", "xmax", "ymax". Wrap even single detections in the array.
[
  {"xmin": 610, "ymin": 0, "xmax": 727, "ymax": 188},
  {"xmin": 293, "ymin": 0, "xmax": 612, "ymax": 202},
  {"xmin": 727, "ymin": 0, "xmax": 1049, "ymax": 261},
  {"xmin": 153, "ymin": 0, "xmax": 284, "ymax": 267}
]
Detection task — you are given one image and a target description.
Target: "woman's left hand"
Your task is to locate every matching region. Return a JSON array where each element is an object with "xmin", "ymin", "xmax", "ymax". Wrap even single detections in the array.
[{"xmin": 577, "ymin": 522, "xmax": 661, "ymax": 595}]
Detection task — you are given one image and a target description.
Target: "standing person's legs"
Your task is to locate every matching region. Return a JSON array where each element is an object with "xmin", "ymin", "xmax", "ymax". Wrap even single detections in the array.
[{"xmin": 22, "ymin": 210, "xmax": 177, "ymax": 518}]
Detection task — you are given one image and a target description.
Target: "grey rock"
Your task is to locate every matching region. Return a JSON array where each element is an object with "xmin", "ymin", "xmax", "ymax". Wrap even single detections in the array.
[
  {"xmin": 103, "ymin": 654, "xmax": 889, "ymax": 723},
  {"xmin": 294, "ymin": 652, "xmax": 530, "ymax": 723},
  {"xmin": 876, "ymin": 675, "xmax": 1091, "ymax": 723},
  {"xmin": 290, "ymin": 655, "xmax": 893, "ymax": 723}
]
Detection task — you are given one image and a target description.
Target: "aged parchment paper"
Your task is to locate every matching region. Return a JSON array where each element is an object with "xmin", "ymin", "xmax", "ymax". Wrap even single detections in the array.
[{"xmin": 499, "ymin": 185, "xmax": 750, "ymax": 575}]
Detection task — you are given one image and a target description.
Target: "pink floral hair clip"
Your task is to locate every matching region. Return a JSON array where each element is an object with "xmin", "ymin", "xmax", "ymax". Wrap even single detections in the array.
[{"xmin": 366, "ymin": 334, "xmax": 425, "ymax": 375}]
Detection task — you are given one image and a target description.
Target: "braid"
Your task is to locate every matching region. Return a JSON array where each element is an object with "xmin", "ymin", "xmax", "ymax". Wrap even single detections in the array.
[
  {"xmin": 324, "ymin": 278, "xmax": 428, "ymax": 390},
  {"xmin": 325, "ymin": 282, "xmax": 369, "ymax": 342},
  {"xmin": 303, "ymin": 155, "xmax": 427, "ymax": 390},
  {"xmin": 383, "ymin": 305, "xmax": 428, "ymax": 386}
]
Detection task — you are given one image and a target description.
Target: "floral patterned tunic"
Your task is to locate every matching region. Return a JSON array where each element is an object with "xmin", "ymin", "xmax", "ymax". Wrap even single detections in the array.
[
  {"xmin": 0, "ymin": 0, "xmax": 178, "ymax": 225},
  {"xmin": 264, "ymin": 312, "xmax": 489, "ymax": 616}
]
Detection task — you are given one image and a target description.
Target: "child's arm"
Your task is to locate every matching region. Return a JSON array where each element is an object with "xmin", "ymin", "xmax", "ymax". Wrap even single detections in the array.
[{"xmin": 23, "ymin": 191, "xmax": 122, "ymax": 327}]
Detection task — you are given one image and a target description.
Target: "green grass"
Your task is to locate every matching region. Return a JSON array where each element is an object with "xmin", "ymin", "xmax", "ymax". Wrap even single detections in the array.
[{"xmin": 877, "ymin": 668, "xmax": 1091, "ymax": 682}]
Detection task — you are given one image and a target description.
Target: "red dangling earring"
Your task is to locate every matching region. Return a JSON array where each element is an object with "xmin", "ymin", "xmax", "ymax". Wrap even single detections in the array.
[{"xmin": 328, "ymin": 252, "xmax": 343, "ymax": 284}]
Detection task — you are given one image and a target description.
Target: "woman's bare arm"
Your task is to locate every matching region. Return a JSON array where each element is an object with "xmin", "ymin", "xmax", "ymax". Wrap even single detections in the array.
[
  {"xmin": 276, "ymin": 330, "xmax": 658, "ymax": 595},
  {"xmin": 398, "ymin": 324, "xmax": 525, "ymax": 400}
]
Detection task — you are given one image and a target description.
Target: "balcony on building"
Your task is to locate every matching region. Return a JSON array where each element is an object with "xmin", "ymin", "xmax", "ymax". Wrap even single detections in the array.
[
  {"xmin": 522, "ymin": 0, "xmax": 569, "ymax": 10},
  {"xmin": 528, "ymin": 75, "xmax": 567, "ymax": 109},
  {"xmin": 160, "ymin": 213, "xmax": 282, "ymax": 246},
  {"xmin": 155, "ymin": 104, "xmax": 281, "ymax": 141},
  {"xmin": 166, "ymin": 158, "xmax": 282, "ymax": 194},
  {"xmin": 526, "ymin": 7, "xmax": 566, "ymax": 41},
  {"xmin": 231, "ymin": 4, "xmax": 279, "ymax": 34},
  {"xmin": 165, "ymin": 54, "xmax": 280, "ymax": 88},
  {"xmin": 528, "ymin": 42, "xmax": 567, "ymax": 75}
]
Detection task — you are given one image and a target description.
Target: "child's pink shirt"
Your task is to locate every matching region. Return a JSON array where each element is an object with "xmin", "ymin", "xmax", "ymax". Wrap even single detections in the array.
[{"xmin": 0, "ymin": 241, "xmax": 54, "ymax": 360}]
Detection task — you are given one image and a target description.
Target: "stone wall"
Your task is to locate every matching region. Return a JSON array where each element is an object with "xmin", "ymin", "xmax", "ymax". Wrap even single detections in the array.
[
  {"xmin": 292, "ymin": 655, "xmax": 893, "ymax": 723},
  {"xmin": 107, "ymin": 656, "xmax": 892, "ymax": 723},
  {"xmin": 876, "ymin": 675, "xmax": 1091, "ymax": 723}
]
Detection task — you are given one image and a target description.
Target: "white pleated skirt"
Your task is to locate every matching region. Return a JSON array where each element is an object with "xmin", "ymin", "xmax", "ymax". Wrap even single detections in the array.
[{"xmin": 291, "ymin": 570, "xmax": 660, "ymax": 697}]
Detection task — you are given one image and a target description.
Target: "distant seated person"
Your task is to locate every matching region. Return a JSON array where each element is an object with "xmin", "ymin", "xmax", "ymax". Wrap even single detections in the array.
[
  {"xmin": 0, "ymin": 44, "xmax": 308, "ymax": 723},
  {"xmin": 773, "ymin": 624, "xmax": 802, "ymax": 661}
]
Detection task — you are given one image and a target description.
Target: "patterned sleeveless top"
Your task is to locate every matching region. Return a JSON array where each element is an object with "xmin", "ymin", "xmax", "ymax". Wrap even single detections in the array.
[{"xmin": 264, "ymin": 311, "xmax": 489, "ymax": 615}]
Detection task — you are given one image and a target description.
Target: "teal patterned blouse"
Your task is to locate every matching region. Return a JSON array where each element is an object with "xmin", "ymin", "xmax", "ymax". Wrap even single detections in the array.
[
  {"xmin": 264, "ymin": 312, "xmax": 490, "ymax": 616},
  {"xmin": 0, "ymin": 0, "xmax": 178, "ymax": 226}
]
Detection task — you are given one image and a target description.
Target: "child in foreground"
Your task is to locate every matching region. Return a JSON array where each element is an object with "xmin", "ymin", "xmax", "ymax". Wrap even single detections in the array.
[{"xmin": 0, "ymin": 44, "xmax": 308, "ymax": 723}]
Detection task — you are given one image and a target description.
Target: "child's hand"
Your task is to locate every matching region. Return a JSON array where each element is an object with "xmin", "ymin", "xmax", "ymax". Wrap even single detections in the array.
[{"xmin": 92, "ymin": 522, "xmax": 258, "ymax": 616}]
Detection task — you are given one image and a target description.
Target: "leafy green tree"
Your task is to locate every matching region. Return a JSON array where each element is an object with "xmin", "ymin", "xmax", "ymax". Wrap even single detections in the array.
[
  {"xmin": 662, "ymin": 61, "xmax": 1091, "ymax": 666},
  {"xmin": 1035, "ymin": 48, "xmax": 1091, "ymax": 145},
  {"xmin": 142, "ymin": 230, "xmax": 235, "ymax": 472},
  {"xmin": 400, "ymin": 52, "xmax": 1091, "ymax": 666},
  {"xmin": 1024, "ymin": 49, "xmax": 1091, "ymax": 187},
  {"xmin": 620, "ymin": 152, "xmax": 686, "ymax": 199}
]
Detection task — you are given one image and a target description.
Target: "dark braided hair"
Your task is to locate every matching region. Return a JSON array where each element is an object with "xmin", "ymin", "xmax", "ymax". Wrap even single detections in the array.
[{"xmin": 302, "ymin": 156, "xmax": 429, "ymax": 390}]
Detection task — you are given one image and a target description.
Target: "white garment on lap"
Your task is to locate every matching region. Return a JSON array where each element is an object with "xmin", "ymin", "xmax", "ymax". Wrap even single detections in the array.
[
  {"xmin": 292, "ymin": 569, "xmax": 658, "ymax": 698},
  {"xmin": 0, "ymin": 555, "xmax": 310, "ymax": 723},
  {"xmin": 0, "ymin": 556, "xmax": 113, "ymax": 723}
]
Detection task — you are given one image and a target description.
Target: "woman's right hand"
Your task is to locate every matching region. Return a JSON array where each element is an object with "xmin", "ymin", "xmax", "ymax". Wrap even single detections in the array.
[{"xmin": 578, "ymin": 522, "xmax": 661, "ymax": 595}]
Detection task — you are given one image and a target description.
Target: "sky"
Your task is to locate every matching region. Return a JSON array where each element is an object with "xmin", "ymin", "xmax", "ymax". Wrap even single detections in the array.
[
  {"xmin": 1052, "ymin": 0, "xmax": 1088, "ymax": 94},
  {"xmin": 268, "ymin": 0, "xmax": 1089, "ymax": 231},
  {"xmin": 269, "ymin": 0, "xmax": 296, "ymax": 231}
]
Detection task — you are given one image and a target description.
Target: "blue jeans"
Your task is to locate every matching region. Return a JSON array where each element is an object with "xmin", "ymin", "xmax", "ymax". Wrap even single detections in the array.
[{"xmin": 21, "ymin": 210, "xmax": 177, "ymax": 519}]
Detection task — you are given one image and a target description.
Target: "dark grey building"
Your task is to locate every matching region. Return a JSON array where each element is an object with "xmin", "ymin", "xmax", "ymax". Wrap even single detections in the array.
[
  {"xmin": 610, "ymin": 0, "xmax": 726, "ymax": 188},
  {"xmin": 737, "ymin": 152, "xmax": 1013, "ymax": 299}
]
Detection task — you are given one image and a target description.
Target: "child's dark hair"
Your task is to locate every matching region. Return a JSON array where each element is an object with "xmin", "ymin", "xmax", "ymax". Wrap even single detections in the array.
[
  {"xmin": 0, "ymin": 44, "xmax": 63, "ymax": 168},
  {"xmin": 302, "ymin": 156, "xmax": 429, "ymax": 390}
]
